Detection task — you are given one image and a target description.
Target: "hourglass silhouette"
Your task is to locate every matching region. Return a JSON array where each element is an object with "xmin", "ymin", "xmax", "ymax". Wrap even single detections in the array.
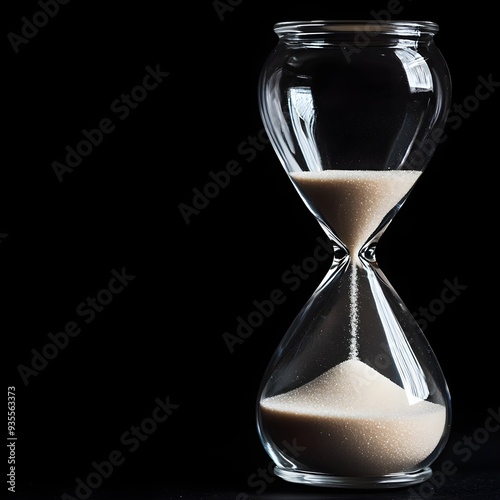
[{"xmin": 256, "ymin": 21, "xmax": 452, "ymax": 488}]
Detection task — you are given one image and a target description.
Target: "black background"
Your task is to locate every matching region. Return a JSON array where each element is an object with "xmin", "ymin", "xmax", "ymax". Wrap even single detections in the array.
[{"xmin": 4, "ymin": 1, "xmax": 499, "ymax": 499}]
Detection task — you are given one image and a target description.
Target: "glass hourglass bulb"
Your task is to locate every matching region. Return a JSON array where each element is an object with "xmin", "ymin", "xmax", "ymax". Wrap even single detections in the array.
[{"xmin": 255, "ymin": 20, "xmax": 452, "ymax": 489}]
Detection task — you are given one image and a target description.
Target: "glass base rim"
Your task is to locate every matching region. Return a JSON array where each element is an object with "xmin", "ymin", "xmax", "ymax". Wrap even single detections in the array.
[{"xmin": 273, "ymin": 465, "xmax": 433, "ymax": 489}]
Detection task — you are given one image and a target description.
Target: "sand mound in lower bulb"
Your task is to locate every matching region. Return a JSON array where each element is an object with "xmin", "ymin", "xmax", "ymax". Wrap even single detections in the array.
[{"xmin": 260, "ymin": 359, "xmax": 446, "ymax": 476}]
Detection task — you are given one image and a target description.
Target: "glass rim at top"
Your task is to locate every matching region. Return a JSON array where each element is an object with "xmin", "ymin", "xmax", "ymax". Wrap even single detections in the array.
[{"xmin": 274, "ymin": 20, "xmax": 439, "ymax": 36}]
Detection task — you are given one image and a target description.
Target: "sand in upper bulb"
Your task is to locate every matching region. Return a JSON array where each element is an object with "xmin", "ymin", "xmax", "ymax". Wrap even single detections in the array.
[{"xmin": 290, "ymin": 169, "xmax": 421, "ymax": 261}]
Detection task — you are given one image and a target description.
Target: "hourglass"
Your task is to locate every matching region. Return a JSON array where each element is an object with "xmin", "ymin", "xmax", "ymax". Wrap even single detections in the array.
[{"xmin": 256, "ymin": 21, "xmax": 452, "ymax": 488}]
